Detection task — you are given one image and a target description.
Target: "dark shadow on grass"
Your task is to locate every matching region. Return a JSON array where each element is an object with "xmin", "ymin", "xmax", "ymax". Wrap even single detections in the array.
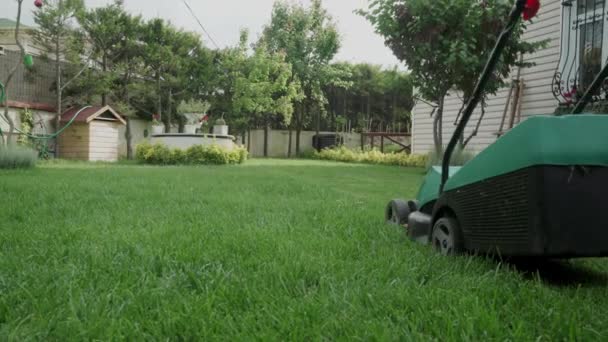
[{"xmin": 503, "ymin": 258, "xmax": 608, "ymax": 287}]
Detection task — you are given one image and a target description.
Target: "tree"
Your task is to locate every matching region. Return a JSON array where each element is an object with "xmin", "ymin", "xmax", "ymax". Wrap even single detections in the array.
[
  {"xmin": 78, "ymin": 0, "xmax": 130, "ymax": 106},
  {"xmin": 321, "ymin": 63, "xmax": 413, "ymax": 135},
  {"xmin": 137, "ymin": 18, "xmax": 176, "ymax": 130},
  {"xmin": 155, "ymin": 28, "xmax": 210, "ymax": 132},
  {"xmin": 67, "ymin": 2, "xmax": 144, "ymax": 158},
  {"xmin": 261, "ymin": 0, "xmax": 340, "ymax": 156},
  {"xmin": 2, "ymin": 0, "xmax": 25, "ymax": 145},
  {"xmin": 360, "ymin": 0, "xmax": 544, "ymax": 154},
  {"xmin": 233, "ymin": 38, "xmax": 302, "ymax": 157},
  {"xmin": 32, "ymin": 0, "xmax": 84, "ymax": 152},
  {"xmin": 110, "ymin": 13, "xmax": 143, "ymax": 159},
  {"xmin": 381, "ymin": 67, "xmax": 414, "ymax": 132},
  {"xmin": 318, "ymin": 62, "xmax": 353, "ymax": 138}
]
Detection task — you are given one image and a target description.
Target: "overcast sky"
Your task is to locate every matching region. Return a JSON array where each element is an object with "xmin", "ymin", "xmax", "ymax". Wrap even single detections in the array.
[{"xmin": 2, "ymin": 0, "xmax": 402, "ymax": 68}]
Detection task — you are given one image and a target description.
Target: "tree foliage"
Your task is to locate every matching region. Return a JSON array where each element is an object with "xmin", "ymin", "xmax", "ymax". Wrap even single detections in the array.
[
  {"xmin": 260, "ymin": 0, "xmax": 340, "ymax": 154},
  {"xmin": 32, "ymin": 0, "xmax": 84, "ymax": 124},
  {"xmin": 18, "ymin": 0, "xmax": 416, "ymax": 157},
  {"xmin": 233, "ymin": 44, "xmax": 301, "ymax": 126},
  {"xmin": 360, "ymin": 0, "xmax": 546, "ymax": 152},
  {"xmin": 323, "ymin": 63, "xmax": 413, "ymax": 133}
]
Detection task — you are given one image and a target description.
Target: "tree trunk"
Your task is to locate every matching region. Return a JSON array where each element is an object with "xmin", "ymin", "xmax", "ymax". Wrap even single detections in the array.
[
  {"xmin": 315, "ymin": 104, "xmax": 320, "ymax": 137},
  {"xmin": 125, "ymin": 118, "xmax": 133, "ymax": 160},
  {"xmin": 3, "ymin": 96, "xmax": 15, "ymax": 146},
  {"xmin": 247, "ymin": 127, "xmax": 251, "ymax": 152},
  {"xmin": 102, "ymin": 53, "xmax": 107, "ymax": 106},
  {"xmin": 366, "ymin": 95, "xmax": 371, "ymax": 123},
  {"xmin": 287, "ymin": 123, "xmax": 293, "ymax": 158},
  {"xmin": 295, "ymin": 102, "xmax": 303, "ymax": 156},
  {"xmin": 392, "ymin": 95, "xmax": 397, "ymax": 132},
  {"xmin": 433, "ymin": 95, "xmax": 445, "ymax": 157},
  {"xmin": 167, "ymin": 88, "xmax": 173, "ymax": 132},
  {"xmin": 55, "ymin": 37, "xmax": 62, "ymax": 157},
  {"xmin": 156, "ymin": 71, "xmax": 165, "ymax": 131},
  {"xmin": 263, "ymin": 119, "xmax": 269, "ymax": 158},
  {"xmin": 2, "ymin": 0, "xmax": 24, "ymax": 146}
]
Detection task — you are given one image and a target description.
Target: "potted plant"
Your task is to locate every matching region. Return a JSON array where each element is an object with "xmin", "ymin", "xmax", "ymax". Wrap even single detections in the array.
[
  {"xmin": 178, "ymin": 99, "xmax": 211, "ymax": 134},
  {"xmin": 198, "ymin": 114, "xmax": 210, "ymax": 134},
  {"xmin": 151, "ymin": 114, "xmax": 164, "ymax": 135},
  {"xmin": 213, "ymin": 114, "xmax": 229, "ymax": 135}
]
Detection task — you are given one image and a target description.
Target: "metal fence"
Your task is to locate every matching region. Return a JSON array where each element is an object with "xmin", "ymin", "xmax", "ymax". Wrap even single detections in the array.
[{"xmin": 0, "ymin": 49, "xmax": 55, "ymax": 106}]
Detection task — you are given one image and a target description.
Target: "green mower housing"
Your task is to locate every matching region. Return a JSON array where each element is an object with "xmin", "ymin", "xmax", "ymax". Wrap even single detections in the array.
[{"xmin": 403, "ymin": 114, "xmax": 608, "ymax": 257}]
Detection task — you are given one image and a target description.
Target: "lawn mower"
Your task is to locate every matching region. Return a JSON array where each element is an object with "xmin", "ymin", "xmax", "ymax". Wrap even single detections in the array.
[{"xmin": 386, "ymin": 0, "xmax": 608, "ymax": 257}]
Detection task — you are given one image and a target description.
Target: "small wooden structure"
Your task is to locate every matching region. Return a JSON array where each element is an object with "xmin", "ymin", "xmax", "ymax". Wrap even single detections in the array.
[
  {"xmin": 58, "ymin": 105, "xmax": 126, "ymax": 161},
  {"xmin": 361, "ymin": 132, "xmax": 412, "ymax": 153}
]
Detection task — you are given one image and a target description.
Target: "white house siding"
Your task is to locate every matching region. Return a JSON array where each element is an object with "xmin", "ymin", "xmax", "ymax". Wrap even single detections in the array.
[
  {"xmin": 411, "ymin": 0, "xmax": 562, "ymax": 154},
  {"xmin": 88, "ymin": 120, "xmax": 120, "ymax": 162}
]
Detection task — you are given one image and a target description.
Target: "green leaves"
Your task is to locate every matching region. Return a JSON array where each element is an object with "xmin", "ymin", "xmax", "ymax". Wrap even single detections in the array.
[
  {"xmin": 232, "ymin": 41, "xmax": 302, "ymax": 126},
  {"xmin": 261, "ymin": 0, "xmax": 340, "ymax": 123},
  {"xmin": 361, "ymin": 0, "xmax": 547, "ymax": 101}
]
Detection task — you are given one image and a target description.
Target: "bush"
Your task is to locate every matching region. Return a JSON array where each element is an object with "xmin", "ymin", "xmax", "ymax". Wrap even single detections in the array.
[
  {"xmin": 205, "ymin": 144, "xmax": 230, "ymax": 165},
  {"xmin": 135, "ymin": 142, "xmax": 152, "ymax": 162},
  {"xmin": 136, "ymin": 143, "xmax": 248, "ymax": 166},
  {"xmin": 171, "ymin": 148, "xmax": 187, "ymax": 164},
  {"xmin": 312, "ymin": 146, "xmax": 427, "ymax": 168},
  {"xmin": 0, "ymin": 146, "xmax": 38, "ymax": 169},
  {"xmin": 185, "ymin": 145, "xmax": 206, "ymax": 164}
]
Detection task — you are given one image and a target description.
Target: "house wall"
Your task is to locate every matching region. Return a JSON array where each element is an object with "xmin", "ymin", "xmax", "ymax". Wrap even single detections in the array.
[
  {"xmin": 0, "ymin": 29, "xmax": 40, "ymax": 56},
  {"xmin": 58, "ymin": 123, "xmax": 89, "ymax": 160},
  {"xmin": 88, "ymin": 120, "xmax": 120, "ymax": 162},
  {"xmin": 0, "ymin": 107, "xmax": 56, "ymax": 145},
  {"xmin": 117, "ymin": 118, "xmax": 150, "ymax": 158},
  {"xmin": 411, "ymin": 0, "xmax": 561, "ymax": 154}
]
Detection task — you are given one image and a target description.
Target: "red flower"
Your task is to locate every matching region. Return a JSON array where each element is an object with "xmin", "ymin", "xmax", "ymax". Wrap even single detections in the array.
[
  {"xmin": 522, "ymin": 0, "xmax": 540, "ymax": 21},
  {"xmin": 199, "ymin": 114, "xmax": 209, "ymax": 123},
  {"xmin": 152, "ymin": 114, "xmax": 160, "ymax": 121},
  {"xmin": 563, "ymin": 85, "xmax": 577, "ymax": 104}
]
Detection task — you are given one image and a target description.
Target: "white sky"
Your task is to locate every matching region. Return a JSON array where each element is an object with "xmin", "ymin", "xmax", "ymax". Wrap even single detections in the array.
[{"xmin": 1, "ymin": 0, "xmax": 403, "ymax": 68}]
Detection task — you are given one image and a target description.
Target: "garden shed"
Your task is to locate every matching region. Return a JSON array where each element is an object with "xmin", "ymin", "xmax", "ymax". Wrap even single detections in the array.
[{"xmin": 58, "ymin": 105, "xmax": 126, "ymax": 161}]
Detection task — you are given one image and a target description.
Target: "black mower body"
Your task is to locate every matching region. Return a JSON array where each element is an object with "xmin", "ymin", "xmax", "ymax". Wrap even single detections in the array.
[{"xmin": 406, "ymin": 115, "xmax": 608, "ymax": 258}]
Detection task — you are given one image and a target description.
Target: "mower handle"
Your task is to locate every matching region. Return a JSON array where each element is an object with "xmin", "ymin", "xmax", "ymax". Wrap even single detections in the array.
[{"xmin": 440, "ymin": 0, "xmax": 528, "ymax": 194}]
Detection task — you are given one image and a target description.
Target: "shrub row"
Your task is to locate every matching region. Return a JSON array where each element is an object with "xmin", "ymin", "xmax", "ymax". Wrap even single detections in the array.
[
  {"xmin": 136, "ymin": 142, "xmax": 248, "ymax": 165},
  {"xmin": 312, "ymin": 146, "xmax": 427, "ymax": 167},
  {"xmin": 0, "ymin": 146, "xmax": 38, "ymax": 169}
]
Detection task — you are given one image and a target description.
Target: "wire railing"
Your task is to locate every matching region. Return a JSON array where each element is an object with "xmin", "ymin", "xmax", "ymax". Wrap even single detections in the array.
[{"xmin": 552, "ymin": 0, "xmax": 608, "ymax": 106}]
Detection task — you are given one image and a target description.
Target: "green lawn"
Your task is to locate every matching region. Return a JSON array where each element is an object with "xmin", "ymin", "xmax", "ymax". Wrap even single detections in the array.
[{"xmin": 1, "ymin": 159, "xmax": 607, "ymax": 340}]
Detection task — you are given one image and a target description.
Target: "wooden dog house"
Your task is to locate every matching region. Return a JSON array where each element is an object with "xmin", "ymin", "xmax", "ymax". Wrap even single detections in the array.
[{"xmin": 58, "ymin": 105, "xmax": 126, "ymax": 161}]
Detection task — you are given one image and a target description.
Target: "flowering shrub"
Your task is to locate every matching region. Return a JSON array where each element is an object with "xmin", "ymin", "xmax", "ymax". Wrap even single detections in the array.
[
  {"xmin": 152, "ymin": 114, "xmax": 162, "ymax": 126},
  {"xmin": 312, "ymin": 146, "xmax": 427, "ymax": 168},
  {"xmin": 136, "ymin": 142, "xmax": 248, "ymax": 165}
]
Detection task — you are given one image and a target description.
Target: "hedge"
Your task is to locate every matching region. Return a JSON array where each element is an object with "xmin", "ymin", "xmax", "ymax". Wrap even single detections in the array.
[
  {"xmin": 0, "ymin": 146, "xmax": 38, "ymax": 169},
  {"xmin": 312, "ymin": 146, "xmax": 427, "ymax": 167},
  {"xmin": 136, "ymin": 142, "xmax": 248, "ymax": 165}
]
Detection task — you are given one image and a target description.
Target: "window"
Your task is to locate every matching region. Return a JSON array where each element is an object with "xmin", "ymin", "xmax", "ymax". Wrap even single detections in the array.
[{"xmin": 555, "ymin": 0, "xmax": 608, "ymax": 100}]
